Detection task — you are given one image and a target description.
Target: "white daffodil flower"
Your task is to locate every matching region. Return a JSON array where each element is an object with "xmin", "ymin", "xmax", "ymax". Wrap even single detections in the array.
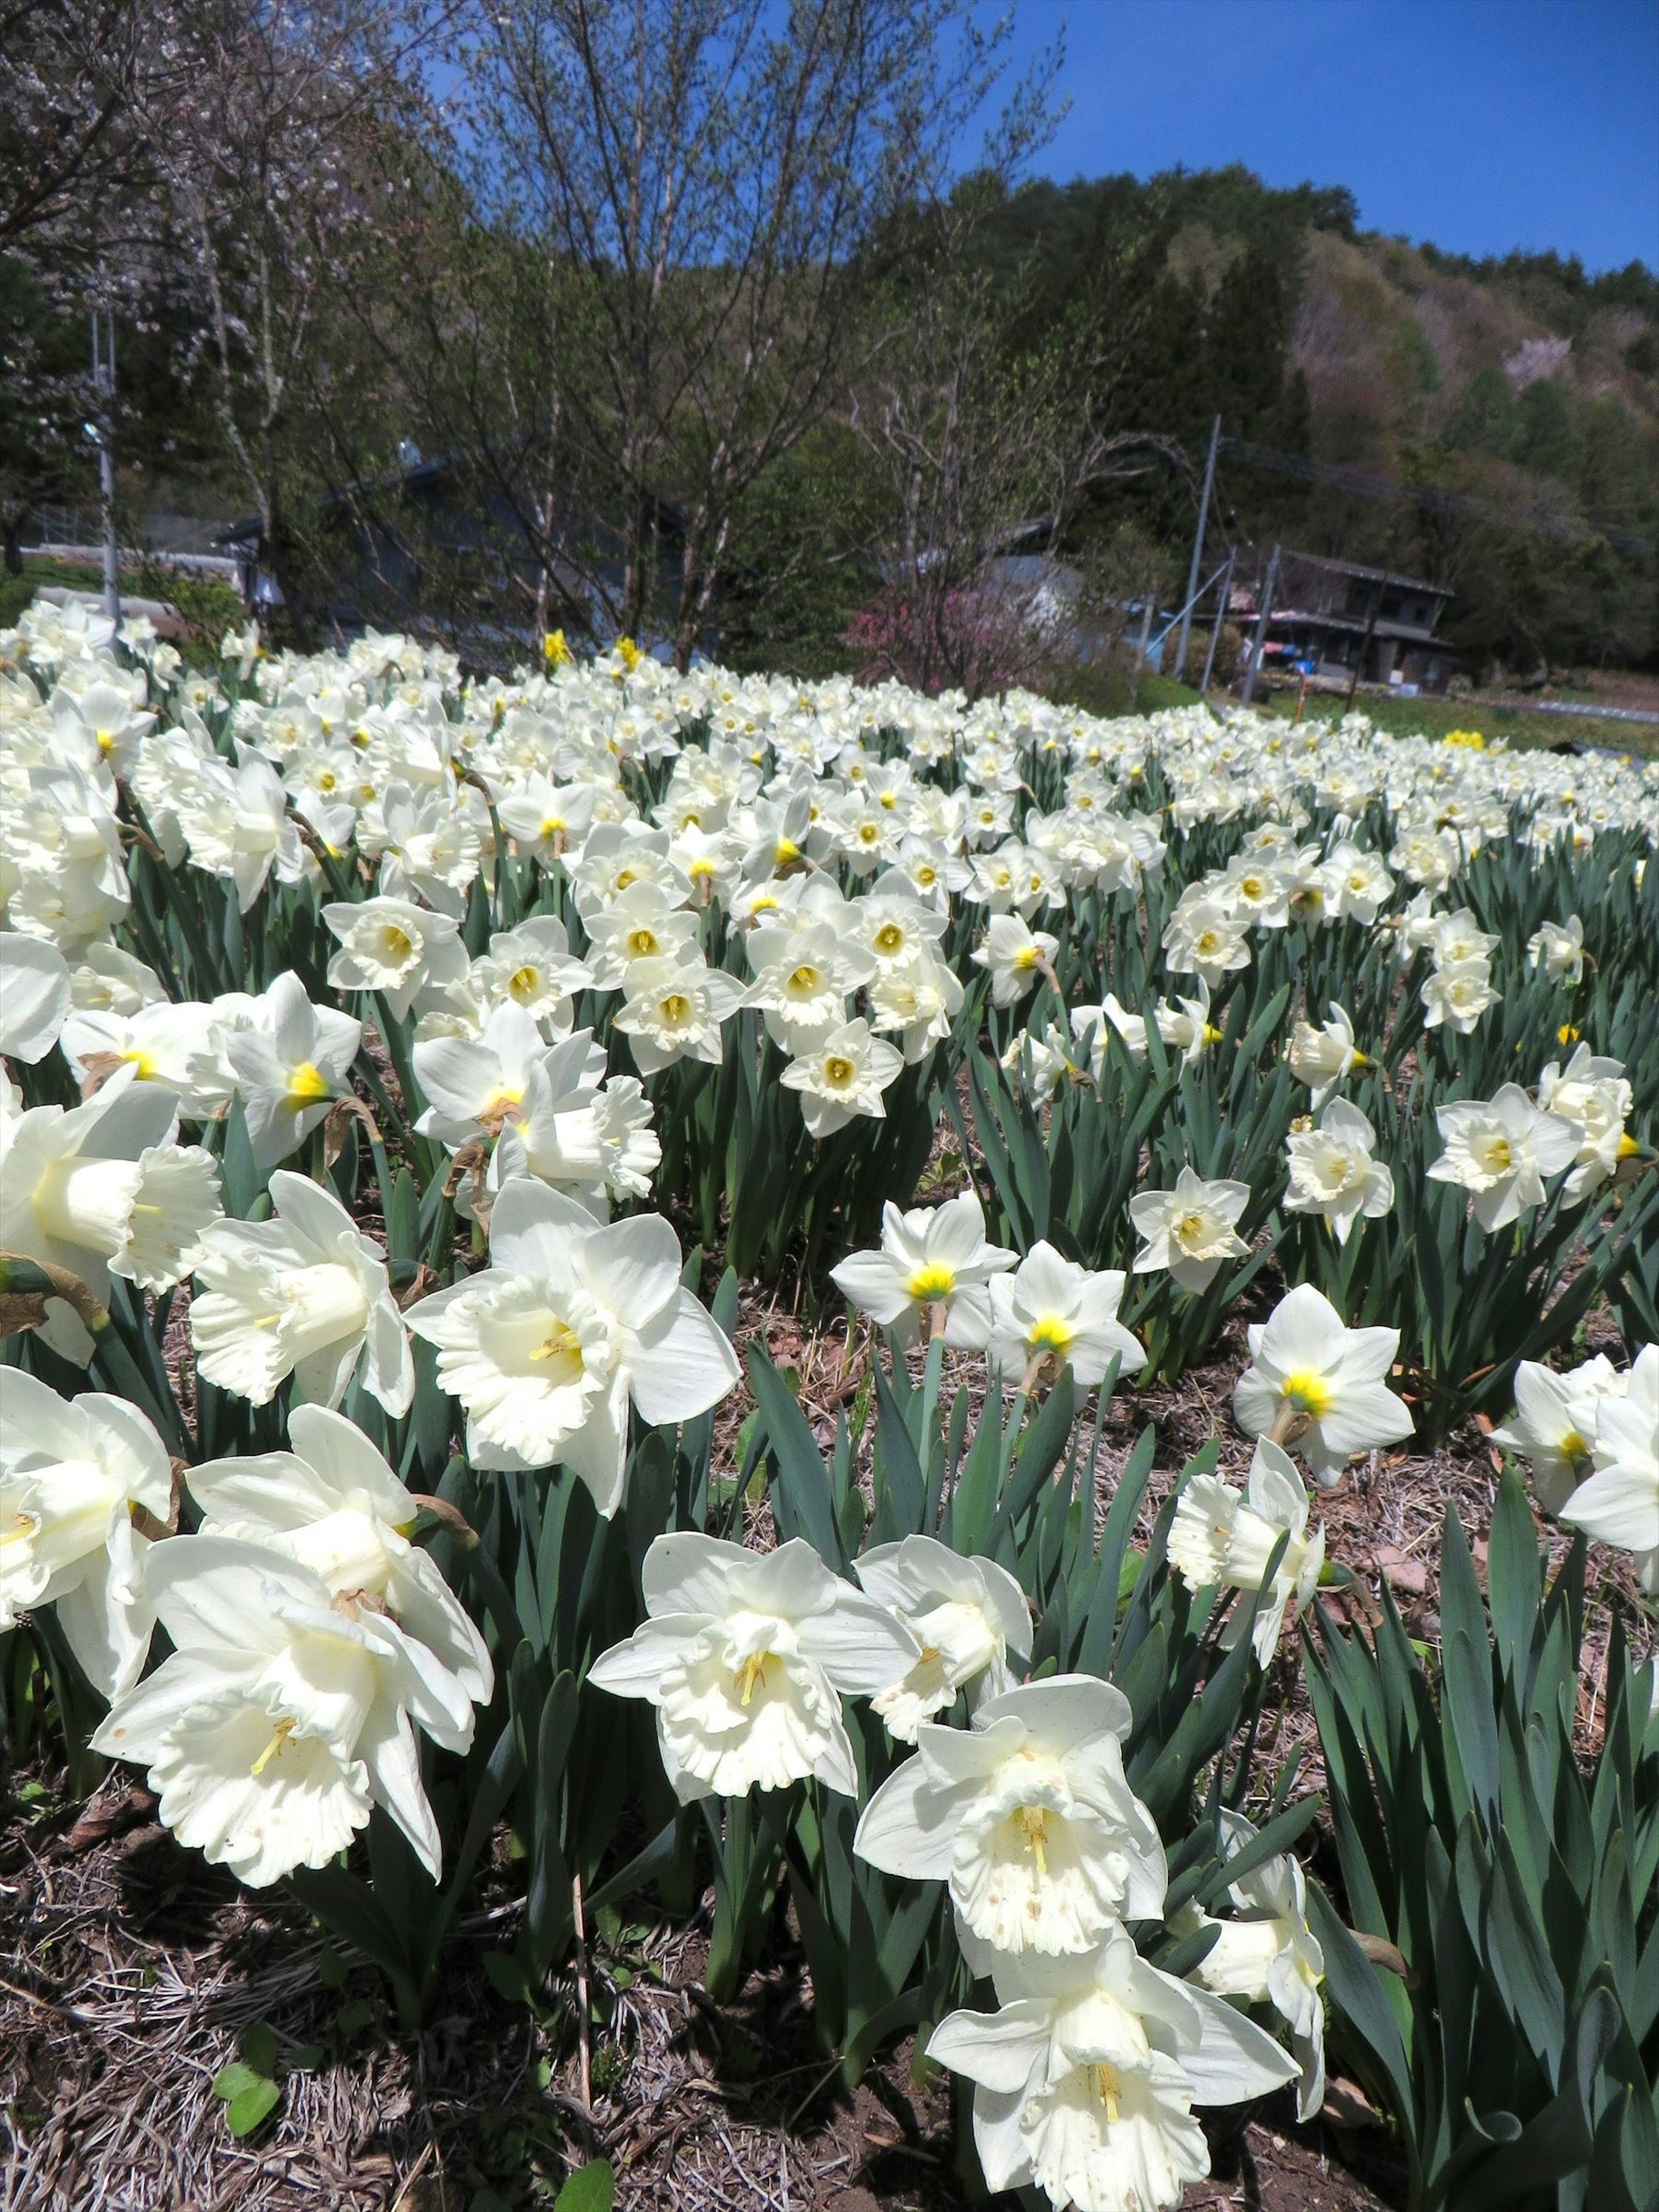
[
  {"xmin": 1179, "ymin": 1809, "xmax": 1326, "ymax": 2121},
  {"xmin": 469, "ymin": 915, "xmax": 594, "ymax": 1030},
  {"xmin": 855, "ymin": 1675, "xmax": 1166, "ymax": 1959},
  {"xmin": 67, "ymin": 942, "xmax": 167, "ymax": 1020},
  {"xmin": 1421, "ymin": 957, "xmax": 1499, "ymax": 1034},
  {"xmin": 588, "ymin": 1531, "xmax": 918, "ymax": 1798},
  {"xmin": 1232, "ymin": 1283, "xmax": 1412, "ymax": 1486},
  {"xmin": 612, "ymin": 955, "xmax": 744, "ymax": 1073},
  {"xmin": 189, "ymin": 1170, "xmax": 413, "ymax": 1414},
  {"xmin": 186, "ymin": 1403, "xmax": 490, "ymax": 1702},
  {"xmin": 323, "ymin": 896, "xmax": 471, "ymax": 1020},
  {"xmin": 0, "ymin": 1065, "xmax": 222, "ymax": 1361},
  {"xmin": 867, "ymin": 945, "xmax": 964, "ymax": 1063},
  {"xmin": 1128, "ymin": 1167, "xmax": 1251, "ymax": 1294},
  {"xmin": 972, "ymin": 913, "xmax": 1060, "ymax": 1007},
  {"xmin": 830, "ymin": 1190, "xmax": 1017, "ymax": 1349},
  {"xmin": 1287, "ymin": 1002, "xmax": 1367, "ymax": 1109},
  {"xmin": 0, "ymin": 1370, "xmax": 171, "ymax": 1698},
  {"xmin": 1491, "ymin": 1354, "xmax": 1625, "ymax": 1516},
  {"xmin": 227, "ymin": 971, "xmax": 362, "ymax": 1170},
  {"xmin": 371, "ymin": 782, "xmax": 483, "ymax": 918},
  {"xmin": 582, "ymin": 880, "xmax": 702, "ymax": 990},
  {"xmin": 0, "ymin": 933, "xmax": 70, "ymax": 1062},
  {"xmin": 780, "ymin": 1017, "xmax": 903, "ymax": 1137},
  {"xmin": 854, "ymin": 1535, "xmax": 1031, "ymax": 1740},
  {"xmin": 1527, "ymin": 913, "xmax": 1585, "ymax": 984},
  {"xmin": 488, "ymin": 1029, "xmax": 661, "ymax": 1216},
  {"xmin": 1162, "ymin": 896, "xmax": 1250, "ymax": 990},
  {"xmin": 926, "ymin": 1926, "xmax": 1298, "ymax": 2212},
  {"xmin": 1538, "ymin": 1044, "xmax": 1637, "ymax": 1203},
  {"xmin": 1282, "ymin": 1098, "xmax": 1394, "ymax": 1244},
  {"xmin": 92, "ymin": 1536, "xmax": 481, "ymax": 1885},
  {"xmin": 1560, "ymin": 1344, "xmax": 1659, "ymax": 1592},
  {"xmin": 1427, "ymin": 1084, "xmax": 1578, "ymax": 1230},
  {"xmin": 744, "ymin": 919, "xmax": 873, "ymax": 1050},
  {"xmin": 1168, "ymin": 1440, "xmax": 1325, "ymax": 1665},
  {"xmin": 59, "ymin": 998, "xmax": 236, "ymax": 1118},
  {"xmin": 413, "ymin": 999, "xmax": 555, "ymax": 1148},
  {"xmin": 496, "ymin": 772, "xmax": 597, "ymax": 864},
  {"xmin": 1427, "ymin": 908, "xmax": 1498, "ymax": 969},
  {"xmin": 174, "ymin": 752, "xmax": 306, "ymax": 911},
  {"xmin": 985, "ymin": 1244, "xmax": 1145, "ymax": 1401},
  {"xmin": 404, "ymin": 1178, "xmax": 737, "ymax": 1511}
]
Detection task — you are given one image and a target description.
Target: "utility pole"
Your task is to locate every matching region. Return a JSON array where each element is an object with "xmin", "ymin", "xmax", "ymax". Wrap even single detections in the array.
[
  {"xmin": 1198, "ymin": 547, "xmax": 1236, "ymax": 696},
  {"xmin": 89, "ymin": 308, "xmax": 119, "ymax": 622},
  {"xmin": 1173, "ymin": 413, "xmax": 1220, "ymax": 683},
  {"xmin": 1239, "ymin": 543, "xmax": 1279, "ymax": 707}
]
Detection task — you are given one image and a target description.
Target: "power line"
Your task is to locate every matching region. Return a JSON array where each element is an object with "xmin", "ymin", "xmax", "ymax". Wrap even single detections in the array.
[{"xmin": 1220, "ymin": 435, "xmax": 1656, "ymax": 558}]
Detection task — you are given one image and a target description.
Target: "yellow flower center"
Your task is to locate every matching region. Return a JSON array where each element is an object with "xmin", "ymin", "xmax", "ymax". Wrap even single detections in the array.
[
  {"xmin": 1028, "ymin": 1316, "xmax": 1071, "ymax": 1354},
  {"xmin": 509, "ymin": 965, "xmax": 541, "ymax": 1004},
  {"xmin": 1281, "ymin": 1370, "xmax": 1334, "ymax": 1419},
  {"xmin": 788, "ymin": 964, "xmax": 821, "ymax": 993},
  {"xmin": 287, "ymin": 1061, "xmax": 331, "ymax": 1103},
  {"xmin": 614, "ymin": 868, "xmax": 636, "ymax": 891},
  {"xmin": 626, "ymin": 928, "xmax": 658, "ymax": 959},
  {"xmin": 383, "ymin": 926, "xmax": 414, "ymax": 963},
  {"xmin": 873, "ymin": 923, "xmax": 904, "ymax": 956},
  {"xmin": 121, "ymin": 1047, "xmax": 159, "ymax": 1080},
  {"xmin": 660, "ymin": 992, "xmax": 690, "ymax": 1024},
  {"xmin": 823, "ymin": 1054, "xmax": 855, "ymax": 1088},
  {"xmin": 1012, "ymin": 946, "xmax": 1038, "ymax": 970},
  {"xmin": 907, "ymin": 1262, "xmax": 956, "ymax": 1300}
]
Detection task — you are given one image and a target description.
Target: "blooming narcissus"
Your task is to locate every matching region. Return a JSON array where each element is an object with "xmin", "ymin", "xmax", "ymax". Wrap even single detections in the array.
[
  {"xmin": 1427, "ymin": 1085, "xmax": 1578, "ymax": 1230},
  {"xmin": 404, "ymin": 1177, "xmax": 737, "ymax": 1512},
  {"xmin": 1491, "ymin": 1354, "xmax": 1625, "ymax": 1515},
  {"xmin": 92, "ymin": 1536, "xmax": 483, "ymax": 1884},
  {"xmin": 0, "ymin": 1064, "xmax": 222, "ymax": 1361},
  {"xmin": 1168, "ymin": 1440, "xmax": 1325, "ymax": 1665},
  {"xmin": 1526, "ymin": 913, "xmax": 1585, "ymax": 984},
  {"xmin": 612, "ymin": 956, "xmax": 744, "ymax": 1073},
  {"xmin": 1282, "ymin": 1098, "xmax": 1395, "ymax": 1244},
  {"xmin": 854, "ymin": 1535, "xmax": 1031, "ymax": 1740},
  {"xmin": 0, "ymin": 1370, "xmax": 172, "ymax": 1697},
  {"xmin": 1287, "ymin": 1001, "xmax": 1367, "ymax": 1109},
  {"xmin": 926, "ymin": 1925, "xmax": 1297, "ymax": 2212},
  {"xmin": 1177, "ymin": 1809, "xmax": 1326, "ymax": 2120},
  {"xmin": 779, "ymin": 1017, "xmax": 903, "ymax": 1136},
  {"xmin": 972, "ymin": 913, "xmax": 1060, "ymax": 1007},
  {"xmin": 829, "ymin": 1190, "xmax": 1017, "ymax": 1348},
  {"xmin": 486, "ymin": 1027, "xmax": 661, "ymax": 1218},
  {"xmin": 323, "ymin": 896, "xmax": 470, "ymax": 1020},
  {"xmin": 185, "ymin": 1402, "xmax": 491, "ymax": 1704},
  {"xmin": 855, "ymin": 1675, "xmax": 1166, "ymax": 1961},
  {"xmin": 1560, "ymin": 1344, "xmax": 1659, "ymax": 1592},
  {"xmin": 1128, "ymin": 1167, "xmax": 1251, "ymax": 1294},
  {"xmin": 189, "ymin": 1170, "xmax": 413, "ymax": 1415},
  {"xmin": 588, "ymin": 1532, "xmax": 918, "ymax": 1798},
  {"xmin": 1232, "ymin": 1282, "xmax": 1412, "ymax": 1486},
  {"xmin": 982, "ymin": 1244, "xmax": 1145, "ymax": 1401},
  {"xmin": 226, "ymin": 970, "xmax": 362, "ymax": 1170}
]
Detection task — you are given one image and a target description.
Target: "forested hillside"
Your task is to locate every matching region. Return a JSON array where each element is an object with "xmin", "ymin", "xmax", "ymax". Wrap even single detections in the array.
[{"xmin": 945, "ymin": 167, "xmax": 1659, "ymax": 678}]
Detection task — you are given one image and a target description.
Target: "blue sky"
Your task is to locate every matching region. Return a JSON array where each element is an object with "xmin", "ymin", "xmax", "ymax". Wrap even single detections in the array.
[{"xmin": 983, "ymin": 0, "xmax": 1659, "ymax": 271}]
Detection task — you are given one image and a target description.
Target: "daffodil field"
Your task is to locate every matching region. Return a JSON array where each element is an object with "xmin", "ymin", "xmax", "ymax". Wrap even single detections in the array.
[{"xmin": 3, "ymin": 594, "xmax": 1659, "ymax": 2212}]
